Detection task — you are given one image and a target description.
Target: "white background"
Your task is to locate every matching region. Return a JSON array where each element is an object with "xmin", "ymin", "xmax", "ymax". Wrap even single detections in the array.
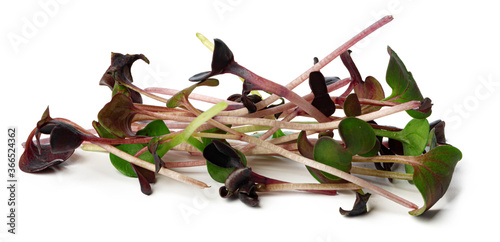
[{"xmin": 1, "ymin": 0, "xmax": 499, "ymax": 241}]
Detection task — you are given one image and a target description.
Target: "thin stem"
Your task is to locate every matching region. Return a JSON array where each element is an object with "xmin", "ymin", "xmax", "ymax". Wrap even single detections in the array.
[
  {"xmin": 350, "ymin": 166, "xmax": 413, "ymax": 180},
  {"xmin": 164, "ymin": 159, "xmax": 206, "ymax": 168},
  {"xmin": 239, "ymin": 134, "xmax": 418, "ymax": 210},
  {"xmin": 96, "ymin": 143, "xmax": 208, "ymax": 189},
  {"xmin": 225, "ymin": 77, "xmax": 351, "ymax": 119},
  {"xmin": 239, "ymin": 108, "xmax": 299, "ymax": 154},
  {"xmin": 352, "ymin": 155, "xmax": 414, "ymax": 166},
  {"xmin": 370, "ymin": 124, "xmax": 402, "ymax": 132},
  {"xmin": 336, "ymin": 96, "xmax": 399, "ymax": 107},
  {"xmin": 212, "ymin": 101, "xmax": 420, "ymax": 131},
  {"xmin": 226, "ymin": 61, "xmax": 331, "ymax": 123},
  {"xmin": 145, "ymin": 87, "xmax": 240, "ymax": 105},
  {"xmin": 256, "ymin": 183, "xmax": 362, "ymax": 192},
  {"xmin": 192, "ymin": 132, "xmax": 241, "ymax": 140},
  {"xmin": 121, "ymin": 82, "xmax": 169, "ymax": 103},
  {"xmin": 226, "ymin": 15, "xmax": 393, "ymax": 115},
  {"xmin": 179, "ymin": 102, "xmax": 418, "ymax": 210},
  {"xmin": 372, "ymin": 128, "xmax": 400, "ymax": 139}
]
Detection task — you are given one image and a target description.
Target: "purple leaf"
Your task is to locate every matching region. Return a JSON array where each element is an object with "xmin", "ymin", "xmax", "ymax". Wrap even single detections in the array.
[
  {"xmin": 309, "ymin": 71, "xmax": 336, "ymax": 117},
  {"xmin": 189, "ymin": 39, "xmax": 234, "ymax": 82},
  {"xmin": 97, "ymin": 93, "xmax": 139, "ymax": 138},
  {"xmin": 100, "ymin": 53, "xmax": 149, "ymax": 103}
]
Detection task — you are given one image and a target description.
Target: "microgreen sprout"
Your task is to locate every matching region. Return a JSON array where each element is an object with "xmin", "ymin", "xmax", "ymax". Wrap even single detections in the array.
[{"xmin": 20, "ymin": 15, "xmax": 461, "ymax": 217}]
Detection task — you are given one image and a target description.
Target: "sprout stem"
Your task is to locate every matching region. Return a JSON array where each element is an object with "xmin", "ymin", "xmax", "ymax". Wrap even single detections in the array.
[
  {"xmin": 96, "ymin": 143, "xmax": 209, "ymax": 189},
  {"xmin": 257, "ymin": 183, "xmax": 362, "ymax": 192}
]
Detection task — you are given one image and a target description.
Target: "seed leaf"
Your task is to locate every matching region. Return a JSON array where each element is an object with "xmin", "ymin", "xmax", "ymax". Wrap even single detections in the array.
[
  {"xmin": 297, "ymin": 131, "xmax": 338, "ymax": 183},
  {"xmin": 339, "ymin": 117, "xmax": 376, "ymax": 155},
  {"xmin": 384, "ymin": 46, "xmax": 431, "ymax": 119},
  {"xmin": 409, "ymin": 145, "xmax": 462, "ymax": 216},
  {"xmin": 343, "ymin": 94, "xmax": 362, "ymax": 117},
  {"xmin": 313, "ymin": 136, "xmax": 352, "ymax": 181},
  {"xmin": 97, "ymin": 93, "xmax": 138, "ymax": 138},
  {"xmin": 167, "ymin": 79, "xmax": 219, "ymax": 108},
  {"xmin": 189, "ymin": 39, "xmax": 234, "ymax": 82},
  {"xmin": 204, "ymin": 140, "xmax": 247, "ymax": 183},
  {"xmin": 309, "ymin": 71, "xmax": 336, "ymax": 117}
]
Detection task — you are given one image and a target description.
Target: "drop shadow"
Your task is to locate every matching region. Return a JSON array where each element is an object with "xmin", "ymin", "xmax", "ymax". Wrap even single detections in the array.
[{"xmin": 414, "ymin": 209, "xmax": 443, "ymax": 221}]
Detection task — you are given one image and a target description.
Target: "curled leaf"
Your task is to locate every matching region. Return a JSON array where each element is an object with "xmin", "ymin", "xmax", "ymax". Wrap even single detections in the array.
[
  {"xmin": 340, "ymin": 50, "xmax": 363, "ymax": 85},
  {"xmin": 429, "ymin": 120, "xmax": 447, "ymax": 145},
  {"xmin": 340, "ymin": 192, "xmax": 371, "ymax": 216},
  {"xmin": 131, "ymin": 164, "xmax": 155, "ymax": 195},
  {"xmin": 98, "ymin": 93, "xmax": 139, "ymax": 138},
  {"xmin": 204, "ymin": 140, "xmax": 245, "ymax": 169},
  {"xmin": 148, "ymin": 137, "xmax": 164, "ymax": 173},
  {"xmin": 384, "ymin": 46, "xmax": 430, "ymax": 119},
  {"xmin": 20, "ymin": 114, "xmax": 89, "ymax": 173},
  {"xmin": 341, "ymin": 50, "xmax": 385, "ymax": 113},
  {"xmin": 355, "ymin": 76, "xmax": 385, "ymax": 110},
  {"xmin": 204, "ymin": 140, "xmax": 247, "ymax": 183},
  {"xmin": 413, "ymin": 97, "xmax": 433, "ymax": 114},
  {"xmin": 409, "ymin": 145, "xmax": 462, "ymax": 216},
  {"xmin": 20, "ymin": 127, "xmax": 75, "ymax": 173},
  {"xmin": 189, "ymin": 39, "xmax": 234, "ymax": 82},
  {"xmin": 167, "ymin": 79, "xmax": 219, "ymax": 108},
  {"xmin": 225, "ymin": 167, "xmax": 252, "ymax": 192},
  {"xmin": 222, "ymin": 167, "xmax": 259, "ymax": 207},
  {"xmin": 100, "ymin": 53, "xmax": 149, "ymax": 104}
]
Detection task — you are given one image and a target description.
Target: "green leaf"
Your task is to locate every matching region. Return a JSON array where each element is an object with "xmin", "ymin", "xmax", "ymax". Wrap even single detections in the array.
[
  {"xmin": 359, "ymin": 138, "xmax": 381, "ymax": 157},
  {"xmin": 167, "ymin": 79, "xmax": 219, "ymax": 108},
  {"xmin": 109, "ymin": 119, "xmax": 171, "ymax": 177},
  {"xmin": 373, "ymin": 119, "xmax": 429, "ymax": 157},
  {"xmin": 409, "ymin": 145, "xmax": 462, "ymax": 216},
  {"xmin": 373, "ymin": 118, "xmax": 429, "ymax": 174},
  {"xmin": 136, "ymin": 119, "xmax": 170, "ymax": 137},
  {"xmin": 384, "ymin": 46, "xmax": 430, "ymax": 119},
  {"xmin": 313, "ymin": 136, "xmax": 352, "ymax": 181},
  {"xmin": 339, "ymin": 117, "xmax": 376, "ymax": 155},
  {"xmin": 399, "ymin": 119, "xmax": 430, "ymax": 157},
  {"xmin": 109, "ymin": 143, "xmax": 154, "ymax": 177},
  {"xmin": 272, "ymin": 128, "xmax": 286, "ymax": 138},
  {"xmin": 298, "ymin": 131, "xmax": 336, "ymax": 183}
]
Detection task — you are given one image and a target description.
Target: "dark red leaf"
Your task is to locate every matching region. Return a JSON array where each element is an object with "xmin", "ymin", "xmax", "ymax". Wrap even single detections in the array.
[
  {"xmin": 189, "ymin": 39, "xmax": 234, "ymax": 82},
  {"xmin": 100, "ymin": 53, "xmax": 149, "ymax": 103},
  {"xmin": 309, "ymin": 71, "xmax": 336, "ymax": 117},
  {"xmin": 97, "ymin": 93, "xmax": 139, "ymax": 138}
]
